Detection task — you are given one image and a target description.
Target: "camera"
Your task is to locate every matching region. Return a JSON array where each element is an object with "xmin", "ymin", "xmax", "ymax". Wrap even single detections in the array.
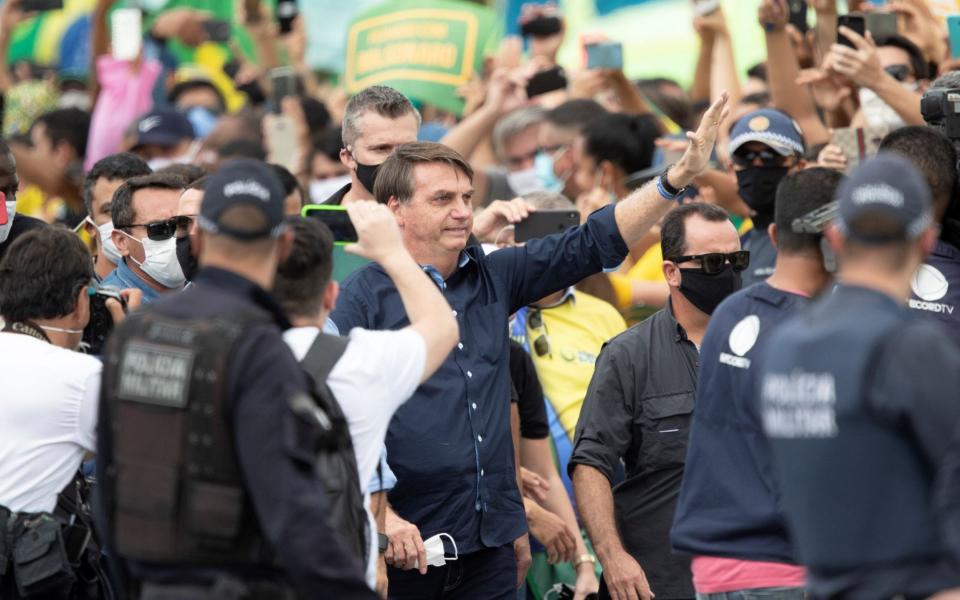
[{"xmin": 921, "ymin": 88, "xmax": 960, "ymax": 142}]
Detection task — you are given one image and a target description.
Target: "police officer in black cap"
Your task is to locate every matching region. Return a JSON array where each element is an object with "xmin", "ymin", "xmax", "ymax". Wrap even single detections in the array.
[
  {"xmin": 759, "ymin": 154, "xmax": 960, "ymax": 598},
  {"xmin": 97, "ymin": 159, "xmax": 376, "ymax": 599}
]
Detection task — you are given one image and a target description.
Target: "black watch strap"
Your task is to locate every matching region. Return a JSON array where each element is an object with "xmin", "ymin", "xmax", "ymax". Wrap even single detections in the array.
[
  {"xmin": 660, "ymin": 169, "xmax": 682, "ymax": 196},
  {"xmin": 378, "ymin": 533, "xmax": 388, "ymax": 553}
]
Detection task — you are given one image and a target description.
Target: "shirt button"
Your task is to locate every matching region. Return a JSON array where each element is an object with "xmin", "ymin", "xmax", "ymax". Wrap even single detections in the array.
[
  {"xmin": 471, "ymin": 402, "xmax": 477, "ymax": 410},
  {"xmin": 480, "ymin": 469, "xmax": 485, "ymax": 477},
  {"xmin": 458, "ymin": 343, "xmax": 464, "ymax": 350},
  {"xmin": 452, "ymin": 310, "xmax": 458, "ymax": 317},
  {"xmin": 477, "ymin": 435, "xmax": 483, "ymax": 442},
  {"xmin": 475, "ymin": 500, "xmax": 481, "ymax": 511},
  {"xmin": 467, "ymin": 371, "xmax": 473, "ymax": 378}
]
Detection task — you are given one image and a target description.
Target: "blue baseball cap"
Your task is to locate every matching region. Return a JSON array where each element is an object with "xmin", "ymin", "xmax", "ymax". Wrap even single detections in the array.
[
  {"xmin": 728, "ymin": 108, "xmax": 805, "ymax": 157},
  {"xmin": 133, "ymin": 108, "xmax": 195, "ymax": 149},
  {"xmin": 199, "ymin": 159, "xmax": 286, "ymax": 240},
  {"xmin": 835, "ymin": 153, "xmax": 932, "ymax": 243}
]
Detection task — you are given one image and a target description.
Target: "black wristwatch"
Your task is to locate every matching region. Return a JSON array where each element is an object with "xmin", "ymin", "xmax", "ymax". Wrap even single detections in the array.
[
  {"xmin": 658, "ymin": 168, "xmax": 685, "ymax": 200},
  {"xmin": 378, "ymin": 533, "xmax": 388, "ymax": 553}
]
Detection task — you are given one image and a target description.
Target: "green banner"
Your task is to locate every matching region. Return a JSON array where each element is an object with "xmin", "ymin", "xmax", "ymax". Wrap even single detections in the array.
[{"xmin": 344, "ymin": 0, "xmax": 498, "ymax": 115}]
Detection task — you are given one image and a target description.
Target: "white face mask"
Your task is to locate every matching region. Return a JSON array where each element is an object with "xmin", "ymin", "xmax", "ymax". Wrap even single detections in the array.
[
  {"xmin": 118, "ymin": 231, "xmax": 186, "ymax": 289},
  {"xmin": 0, "ymin": 200, "xmax": 16, "ymax": 243},
  {"xmin": 414, "ymin": 533, "xmax": 458, "ymax": 569},
  {"xmin": 147, "ymin": 140, "xmax": 200, "ymax": 171},
  {"xmin": 506, "ymin": 167, "xmax": 544, "ymax": 196},
  {"xmin": 309, "ymin": 175, "xmax": 352, "ymax": 203},
  {"xmin": 859, "ymin": 86, "xmax": 913, "ymax": 130},
  {"xmin": 86, "ymin": 217, "xmax": 121, "ymax": 264}
]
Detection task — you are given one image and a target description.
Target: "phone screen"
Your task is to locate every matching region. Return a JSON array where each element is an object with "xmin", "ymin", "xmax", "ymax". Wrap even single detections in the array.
[
  {"xmin": 838, "ymin": 15, "xmax": 865, "ymax": 48},
  {"xmin": 111, "ymin": 9, "xmax": 142, "ymax": 62},
  {"xmin": 270, "ymin": 67, "xmax": 298, "ymax": 114},
  {"xmin": 586, "ymin": 42, "xmax": 623, "ymax": 70},
  {"xmin": 303, "ymin": 207, "xmax": 359, "ymax": 244}
]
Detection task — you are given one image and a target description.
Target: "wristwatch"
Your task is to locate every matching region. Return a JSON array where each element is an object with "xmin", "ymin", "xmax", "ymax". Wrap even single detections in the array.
[
  {"xmin": 378, "ymin": 533, "xmax": 388, "ymax": 554},
  {"xmin": 657, "ymin": 167, "xmax": 686, "ymax": 201},
  {"xmin": 574, "ymin": 553, "xmax": 596, "ymax": 568}
]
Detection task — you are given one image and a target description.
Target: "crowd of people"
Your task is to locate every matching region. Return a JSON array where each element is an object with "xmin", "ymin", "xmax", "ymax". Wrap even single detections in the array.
[{"xmin": 3, "ymin": 0, "xmax": 960, "ymax": 598}]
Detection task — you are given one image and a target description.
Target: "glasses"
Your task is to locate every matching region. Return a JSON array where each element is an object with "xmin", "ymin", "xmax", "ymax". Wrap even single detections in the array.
[
  {"xmin": 528, "ymin": 308, "xmax": 551, "ymax": 357},
  {"xmin": 884, "ymin": 64, "xmax": 912, "ymax": 82},
  {"xmin": 120, "ymin": 218, "xmax": 178, "ymax": 241},
  {"xmin": 732, "ymin": 149, "xmax": 794, "ymax": 168},
  {"xmin": 174, "ymin": 215, "xmax": 197, "ymax": 238},
  {"xmin": 668, "ymin": 251, "xmax": 751, "ymax": 274}
]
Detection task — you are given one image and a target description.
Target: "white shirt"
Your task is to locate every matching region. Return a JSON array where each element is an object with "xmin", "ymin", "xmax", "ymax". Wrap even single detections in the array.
[
  {"xmin": 282, "ymin": 325, "xmax": 426, "ymax": 587},
  {"xmin": 0, "ymin": 333, "xmax": 101, "ymax": 513}
]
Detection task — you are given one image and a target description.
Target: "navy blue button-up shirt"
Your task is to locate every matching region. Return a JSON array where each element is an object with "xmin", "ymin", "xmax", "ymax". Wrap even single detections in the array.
[{"xmin": 331, "ymin": 205, "xmax": 629, "ymax": 554}]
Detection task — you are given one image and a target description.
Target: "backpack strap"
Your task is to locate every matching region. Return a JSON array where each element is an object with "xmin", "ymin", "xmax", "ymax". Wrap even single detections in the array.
[{"xmin": 300, "ymin": 333, "xmax": 350, "ymax": 383}]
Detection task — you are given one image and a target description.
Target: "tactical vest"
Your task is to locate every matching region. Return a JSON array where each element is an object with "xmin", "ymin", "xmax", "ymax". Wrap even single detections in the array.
[
  {"xmin": 101, "ymin": 307, "xmax": 273, "ymax": 566},
  {"xmin": 761, "ymin": 293, "xmax": 944, "ymax": 572},
  {"xmin": 299, "ymin": 333, "xmax": 368, "ymax": 565}
]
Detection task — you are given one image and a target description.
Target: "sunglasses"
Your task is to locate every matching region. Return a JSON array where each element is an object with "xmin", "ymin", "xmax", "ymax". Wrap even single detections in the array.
[
  {"xmin": 528, "ymin": 308, "xmax": 551, "ymax": 357},
  {"xmin": 731, "ymin": 149, "xmax": 793, "ymax": 168},
  {"xmin": 668, "ymin": 251, "xmax": 751, "ymax": 274},
  {"xmin": 884, "ymin": 64, "xmax": 912, "ymax": 83},
  {"xmin": 121, "ymin": 218, "xmax": 178, "ymax": 241}
]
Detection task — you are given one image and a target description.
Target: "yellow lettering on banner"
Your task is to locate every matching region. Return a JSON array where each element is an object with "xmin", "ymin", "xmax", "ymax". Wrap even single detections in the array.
[
  {"xmin": 367, "ymin": 22, "xmax": 450, "ymax": 45},
  {"xmin": 357, "ymin": 42, "xmax": 458, "ymax": 73}
]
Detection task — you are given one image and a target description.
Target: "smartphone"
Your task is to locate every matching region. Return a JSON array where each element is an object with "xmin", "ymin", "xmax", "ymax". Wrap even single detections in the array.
[
  {"xmin": 949, "ymin": 15, "xmax": 960, "ymax": 58},
  {"xmin": 21, "ymin": 0, "xmax": 63, "ymax": 11},
  {"xmin": 585, "ymin": 41, "xmax": 623, "ymax": 70},
  {"xmin": 831, "ymin": 126, "xmax": 889, "ymax": 174},
  {"xmin": 269, "ymin": 66, "xmax": 298, "ymax": 114},
  {"xmin": 520, "ymin": 15, "xmax": 562, "ymax": 38},
  {"xmin": 786, "ymin": 0, "xmax": 808, "ymax": 34},
  {"xmin": 837, "ymin": 14, "xmax": 866, "ymax": 48},
  {"xmin": 265, "ymin": 116, "xmax": 299, "ymax": 173},
  {"xmin": 82, "ymin": 286, "xmax": 126, "ymax": 356},
  {"xmin": 276, "ymin": 0, "xmax": 298, "ymax": 35},
  {"xmin": 110, "ymin": 8, "xmax": 142, "ymax": 62},
  {"xmin": 302, "ymin": 205, "xmax": 359, "ymax": 244},
  {"xmin": 515, "ymin": 210, "xmax": 580, "ymax": 242},
  {"xmin": 203, "ymin": 19, "xmax": 231, "ymax": 43},
  {"xmin": 692, "ymin": 0, "xmax": 720, "ymax": 17},
  {"xmin": 865, "ymin": 12, "xmax": 897, "ymax": 39},
  {"xmin": 526, "ymin": 67, "xmax": 567, "ymax": 98}
]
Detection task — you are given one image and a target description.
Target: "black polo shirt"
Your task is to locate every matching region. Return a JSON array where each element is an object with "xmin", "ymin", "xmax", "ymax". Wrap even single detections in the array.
[{"xmin": 570, "ymin": 301, "xmax": 699, "ymax": 599}]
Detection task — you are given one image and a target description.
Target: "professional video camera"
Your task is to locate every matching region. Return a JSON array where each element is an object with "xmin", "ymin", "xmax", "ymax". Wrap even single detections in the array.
[{"xmin": 922, "ymin": 87, "xmax": 960, "ymax": 250}]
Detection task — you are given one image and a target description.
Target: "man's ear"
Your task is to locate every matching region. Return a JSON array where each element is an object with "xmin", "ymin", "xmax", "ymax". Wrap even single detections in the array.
[
  {"xmin": 323, "ymin": 280, "xmax": 340, "ymax": 313},
  {"xmin": 340, "ymin": 148, "xmax": 355, "ymax": 170},
  {"xmin": 112, "ymin": 229, "xmax": 131, "ymax": 257},
  {"xmin": 387, "ymin": 196, "xmax": 404, "ymax": 226},
  {"xmin": 53, "ymin": 141, "xmax": 75, "ymax": 168},
  {"xmin": 277, "ymin": 229, "xmax": 295, "ymax": 263},
  {"xmin": 824, "ymin": 223, "xmax": 844, "ymax": 255},
  {"xmin": 662, "ymin": 260, "xmax": 681, "ymax": 288},
  {"xmin": 767, "ymin": 222, "xmax": 779, "ymax": 250}
]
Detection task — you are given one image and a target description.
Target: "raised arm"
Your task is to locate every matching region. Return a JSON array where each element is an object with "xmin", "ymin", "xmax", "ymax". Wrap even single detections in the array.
[
  {"xmin": 344, "ymin": 201, "xmax": 458, "ymax": 382},
  {"xmin": 760, "ymin": 0, "xmax": 831, "ymax": 147}
]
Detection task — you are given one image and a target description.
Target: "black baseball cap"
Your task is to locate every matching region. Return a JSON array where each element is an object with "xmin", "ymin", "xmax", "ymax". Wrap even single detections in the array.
[
  {"xmin": 835, "ymin": 153, "xmax": 932, "ymax": 243},
  {"xmin": 198, "ymin": 159, "xmax": 286, "ymax": 240},
  {"xmin": 133, "ymin": 108, "xmax": 195, "ymax": 148}
]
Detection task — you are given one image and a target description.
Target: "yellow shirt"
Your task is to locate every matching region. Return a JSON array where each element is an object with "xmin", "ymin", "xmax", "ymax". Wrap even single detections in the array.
[
  {"xmin": 528, "ymin": 291, "xmax": 627, "ymax": 439},
  {"xmin": 608, "ymin": 243, "xmax": 666, "ymax": 309}
]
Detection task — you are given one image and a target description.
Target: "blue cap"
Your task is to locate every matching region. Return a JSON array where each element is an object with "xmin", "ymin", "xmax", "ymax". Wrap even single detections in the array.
[
  {"xmin": 133, "ymin": 109, "xmax": 195, "ymax": 148},
  {"xmin": 728, "ymin": 108, "xmax": 805, "ymax": 157},
  {"xmin": 199, "ymin": 159, "xmax": 286, "ymax": 240},
  {"xmin": 835, "ymin": 153, "xmax": 932, "ymax": 243}
]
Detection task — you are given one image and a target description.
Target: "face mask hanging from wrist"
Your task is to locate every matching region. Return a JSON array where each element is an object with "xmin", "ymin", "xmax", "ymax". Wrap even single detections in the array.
[
  {"xmin": 413, "ymin": 533, "xmax": 458, "ymax": 569},
  {"xmin": 118, "ymin": 231, "xmax": 186, "ymax": 289}
]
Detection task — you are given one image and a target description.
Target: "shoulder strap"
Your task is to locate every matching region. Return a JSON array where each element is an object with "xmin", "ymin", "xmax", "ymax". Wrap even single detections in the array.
[{"xmin": 300, "ymin": 332, "xmax": 350, "ymax": 383}]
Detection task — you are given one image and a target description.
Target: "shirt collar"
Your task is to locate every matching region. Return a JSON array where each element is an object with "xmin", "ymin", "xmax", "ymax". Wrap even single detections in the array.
[
  {"xmin": 421, "ymin": 252, "xmax": 472, "ymax": 290},
  {"xmin": 192, "ymin": 266, "xmax": 292, "ymax": 330},
  {"xmin": 115, "ymin": 258, "xmax": 160, "ymax": 302},
  {"xmin": 663, "ymin": 298, "xmax": 690, "ymax": 343},
  {"xmin": 534, "ymin": 287, "xmax": 576, "ymax": 309}
]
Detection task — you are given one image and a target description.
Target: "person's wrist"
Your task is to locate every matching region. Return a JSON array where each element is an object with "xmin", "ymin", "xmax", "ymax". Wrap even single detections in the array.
[
  {"xmin": 667, "ymin": 161, "xmax": 695, "ymax": 190},
  {"xmin": 594, "ymin": 540, "xmax": 623, "ymax": 563}
]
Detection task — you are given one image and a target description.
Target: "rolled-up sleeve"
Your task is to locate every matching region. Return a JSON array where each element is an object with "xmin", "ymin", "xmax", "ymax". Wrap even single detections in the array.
[
  {"xmin": 569, "ymin": 339, "xmax": 638, "ymax": 483},
  {"xmin": 488, "ymin": 205, "xmax": 630, "ymax": 313}
]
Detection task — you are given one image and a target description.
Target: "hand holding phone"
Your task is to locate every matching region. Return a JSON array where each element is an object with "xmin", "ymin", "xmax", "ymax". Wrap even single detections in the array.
[
  {"xmin": 837, "ymin": 14, "xmax": 866, "ymax": 48},
  {"xmin": 269, "ymin": 66, "xmax": 298, "ymax": 114}
]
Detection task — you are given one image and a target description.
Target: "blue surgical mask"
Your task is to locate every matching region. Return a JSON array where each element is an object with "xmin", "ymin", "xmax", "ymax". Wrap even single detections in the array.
[
  {"xmin": 534, "ymin": 151, "xmax": 565, "ymax": 193},
  {"xmin": 185, "ymin": 106, "xmax": 220, "ymax": 139}
]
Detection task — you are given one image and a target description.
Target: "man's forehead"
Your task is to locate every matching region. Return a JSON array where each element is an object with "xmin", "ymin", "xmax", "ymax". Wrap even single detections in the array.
[
  {"xmin": 133, "ymin": 187, "xmax": 180, "ymax": 215},
  {"xmin": 178, "ymin": 188, "xmax": 203, "ymax": 213},
  {"xmin": 413, "ymin": 162, "xmax": 473, "ymax": 192},
  {"xmin": 683, "ymin": 216, "xmax": 741, "ymax": 253},
  {"xmin": 356, "ymin": 111, "xmax": 419, "ymax": 144}
]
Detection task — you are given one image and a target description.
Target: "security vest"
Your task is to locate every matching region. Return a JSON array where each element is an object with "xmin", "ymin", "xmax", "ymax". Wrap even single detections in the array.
[
  {"xmin": 760, "ymin": 285, "xmax": 944, "ymax": 572},
  {"xmin": 100, "ymin": 306, "xmax": 274, "ymax": 566},
  {"xmin": 908, "ymin": 240, "xmax": 960, "ymax": 343}
]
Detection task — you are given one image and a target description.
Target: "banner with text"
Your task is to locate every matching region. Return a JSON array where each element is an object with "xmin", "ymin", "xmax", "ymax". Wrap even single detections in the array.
[{"xmin": 344, "ymin": 0, "xmax": 499, "ymax": 115}]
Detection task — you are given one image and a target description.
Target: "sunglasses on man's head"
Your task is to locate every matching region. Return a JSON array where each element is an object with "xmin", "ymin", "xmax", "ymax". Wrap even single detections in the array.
[
  {"xmin": 668, "ymin": 251, "xmax": 750, "ymax": 274},
  {"xmin": 121, "ymin": 217, "xmax": 178, "ymax": 241},
  {"xmin": 731, "ymin": 149, "xmax": 791, "ymax": 168}
]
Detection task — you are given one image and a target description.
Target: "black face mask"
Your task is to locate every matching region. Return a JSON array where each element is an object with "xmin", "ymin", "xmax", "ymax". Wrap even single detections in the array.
[
  {"xmin": 736, "ymin": 166, "xmax": 789, "ymax": 231},
  {"xmin": 355, "ymin": 160, "xmax": 380, "ymax": 195},
  {"xmin": 176, "ymin": 235, "xmax": 199, "ymax": 282},
  {"xmin": 678, "ymin": 265, "xmax": 742, "ymax": 315}
]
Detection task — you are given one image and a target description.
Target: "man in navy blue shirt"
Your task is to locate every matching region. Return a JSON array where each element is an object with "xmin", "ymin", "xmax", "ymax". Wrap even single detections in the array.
[
  {"xmin": 759, "ymin": 155, "xmax": 960, "ymax": 598},
  {"xmin": 671, "ymin": 168, "xmax": 843, "ymax": 599},
  {"xmin": 330, "ymin": 95, "xmax": 731, "ymax": 598}
]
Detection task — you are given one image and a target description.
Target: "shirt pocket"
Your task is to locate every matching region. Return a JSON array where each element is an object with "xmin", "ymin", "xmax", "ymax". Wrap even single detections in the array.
[
  {"xmin": 472, "ymin": 303, "xmax": 507, "ymax": 364},
  {"xmin": 638, "ymin": 391, "xmax": 694, "ymax": 470}
]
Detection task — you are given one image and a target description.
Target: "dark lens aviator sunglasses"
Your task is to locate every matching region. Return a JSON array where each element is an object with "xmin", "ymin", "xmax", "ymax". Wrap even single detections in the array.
[
  {"xmin": 668, "ymin": 251, "xmax": 750, "ymax": 274},
  {"xmin": 122, "ymin": 218, "xmax": 178, "ymax": 241}
]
